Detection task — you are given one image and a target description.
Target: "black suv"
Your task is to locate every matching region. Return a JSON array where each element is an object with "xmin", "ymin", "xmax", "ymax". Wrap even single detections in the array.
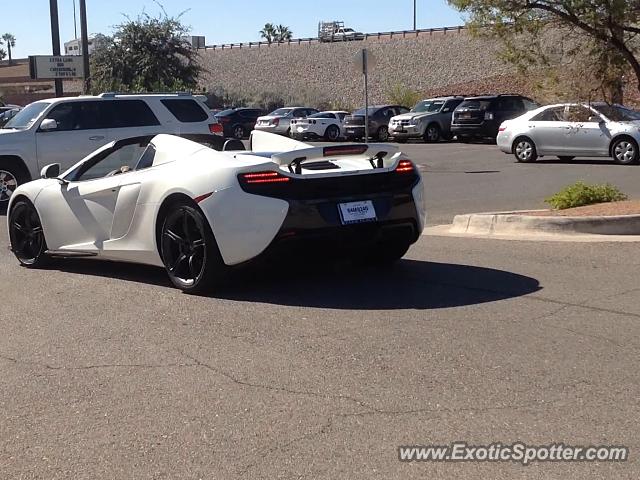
[
  {"xmin": 451, "ymin": 94, "xmax": 538, "ymax": 141},
  {"xmin": 343, "ymin": 105, "xmax": 410, "ymax": 142},
  {"xmin": 215, "ymin": 107, "xmax": 266, "ymax": 139}
]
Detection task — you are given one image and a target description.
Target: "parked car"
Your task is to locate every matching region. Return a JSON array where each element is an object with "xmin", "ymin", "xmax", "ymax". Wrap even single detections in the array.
[
  {"xmin": 254, "ymin": 107, "xmax": 319, "ymax": 136},
  {"xmin": 498, "ymin": 102, "xmax": 640, "ymax": 164},
  {"xmin": 0, "ymin": 107, "xmax": 21, "ymax": 128},
  {"xmin": 7, "ymin": 131, "xmax": 426, "ymax": 293},
  {"xmin": 451, "ymin": 94, "xmax": 538, "ymax": 141},
  {"xmin": 389, "ymin": 96, "xmax": 464, "ymax": 143},
  {"xmin": 290, "ymin": 111, "xmax": 349, "ymax": 141},
  {"xmin": 344, "ymin": 105, "xmax": 410, "ymax": 142},
  {"xmin": 215, "ymin": 107, "xmax": 266, "ymax": 139},
  {"xmin": 0, "ymin": 93, "xmax": 222, "ymax": 206}
]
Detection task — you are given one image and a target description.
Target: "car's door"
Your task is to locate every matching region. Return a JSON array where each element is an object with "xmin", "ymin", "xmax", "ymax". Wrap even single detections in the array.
[
  {"xmin": 564, "ymin": 105, "xmax": 609, "ymax": 155},
  {"xmin": 36, "ymin": 142, "xmax": 146, "ymax": 250},
  {"xmin": 35, "ymin": 100, "xmax": 110, "ymax": 172},
  {"xmin": 526, "ymin": 106, "xmax": 571, "ymax": 155},
  {"xmin": 495, "ymin": 96, "xmax": 524, "ymax": 126}
]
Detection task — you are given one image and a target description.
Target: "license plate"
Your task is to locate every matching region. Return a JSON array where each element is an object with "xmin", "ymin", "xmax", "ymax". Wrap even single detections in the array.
[{"xmin": 338, "ymin": 200, "xmax": 377, "ymax": 225}]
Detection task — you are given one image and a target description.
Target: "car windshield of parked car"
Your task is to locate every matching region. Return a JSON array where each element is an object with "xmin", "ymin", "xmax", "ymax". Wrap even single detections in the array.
[
  {"xmin": 216, "ymin": 109, "xmax": 237, "ymax": 116},
  {"xmin": 412, "ymin": 101, "xmax": 445, "ymax": 113},
  {"xmin": 269, "ymin": 108, "xmax": 294, "ymax": 116},
  {"xmin": 458, "ymin": 100, "xmax": 492, "ymax": 111},
  {"xmin": 593, "ymin": 105, "xmax": 640, "ymax": 122},
  {"xmin": 353, "ymin": 107, "xmax": 379, "ymax": 115},
  {"xmin": 3, "ymin": 102, "xmax": 49, "ymax": 130},
  {"xmin": 309, "ymin": 112, "xmax": 335, "ymax": 119}
]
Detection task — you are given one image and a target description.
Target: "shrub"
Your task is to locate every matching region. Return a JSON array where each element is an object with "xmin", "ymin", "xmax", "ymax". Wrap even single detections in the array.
[
  {"xmin": 545, "ymin": 181, "xmax": 628, "ymax": 210},
  {"xmin": 386, "ymin": 83, "xmax": 422, "ymax": 109}
]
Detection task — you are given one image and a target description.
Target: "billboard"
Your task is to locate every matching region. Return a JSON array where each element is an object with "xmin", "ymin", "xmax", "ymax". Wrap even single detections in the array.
[{"xmin": 29, "ymin": 55, "xmax": 84, "ymax": 80}]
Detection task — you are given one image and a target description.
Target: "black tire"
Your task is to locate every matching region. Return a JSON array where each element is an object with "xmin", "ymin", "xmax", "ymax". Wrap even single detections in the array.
[
  {"xmin": 324, "ymin": 124, "xmax": 340, "ymax": 141},
  {"xmin": 232, "ymin": 125, "xmax": 245, "ymax": 140},
  {"xmin": 513, "ymin": 137, "xmax": 538, "ymax": 163},
  {"xmin": 0, "ymin": 159, "xmax": 28, "ymax": 211},
  {"xmin": 611, "ymin": 137, "xmax": 639, "ymax": 165},
  {"xmin": 376, "ymin": 126, "xmax": 389, "ymax": 142},
  {"xmin": 557, "ymin": 156, "xmax": 575, "ymax": 162},
  {"xmin": 160, "ymin": 202, "xmax": 227, "ymax": 294},
  {"xmin": 8, "ymin": 199, "xmax": 49, "ymax": 267},
  {"xmin": 423, "ymin": 124, "xmax": 441, "ymax": 143}
]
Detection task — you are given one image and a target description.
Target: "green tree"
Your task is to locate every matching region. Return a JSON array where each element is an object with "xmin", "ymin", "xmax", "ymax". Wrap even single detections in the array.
[
  {"xmin": 90, "ymin": 13, "xmax": 202, "ymax": 93},
  {"xmin": 447, "ymin": 0, "xmax": 639, "ymax": 103},
  {"xmin": 1, "ymin": 34, "xmax": 15, "ymax": 66},
  {"xmin": 275, "ymin": 24, "xmax": 293, "ymax": 43},
  {"xmin": 260, "ymin": 23, "xmax": 277, "ymax": 44}
]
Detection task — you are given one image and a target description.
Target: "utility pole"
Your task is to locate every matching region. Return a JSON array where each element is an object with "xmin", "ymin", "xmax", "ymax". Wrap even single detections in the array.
[
  {"xmin": 413, "ymin": 0, "xmax": 417, "ymax": 31},
  {"xmin": 73, "ymin": 0, "xmax": 78, "ymax": 39},
  {"xmin": 79, "ymin": 0, "xmax": 90, "ymax": 93},
  {"xmin": 49, "ymin": 0, "xmax": 63, "ymax": 97}
]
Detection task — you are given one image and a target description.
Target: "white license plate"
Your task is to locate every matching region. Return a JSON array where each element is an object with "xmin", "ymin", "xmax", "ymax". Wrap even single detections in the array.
[{"xmin": 338, "ymin": 200, "xmax": 377, "ymax": 225}]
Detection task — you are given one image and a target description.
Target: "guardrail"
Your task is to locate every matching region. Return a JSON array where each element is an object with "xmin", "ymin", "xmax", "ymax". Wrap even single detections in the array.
[{"xmin": 199, "ymin": 25, "xmax": 467, "ymax": 51}]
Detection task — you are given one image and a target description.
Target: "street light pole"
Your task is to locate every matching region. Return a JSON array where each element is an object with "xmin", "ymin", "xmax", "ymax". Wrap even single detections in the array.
[
  {"xmin": 79, "ymin": 0, "xmax": 91, "ymax": 93},
  {"xmin": 48, "ymin": 0, "xmax": 63, "ymax": 97},
  {"xmin": 413, "ymin": 0, "xmax": 417, "ymax": 31}
]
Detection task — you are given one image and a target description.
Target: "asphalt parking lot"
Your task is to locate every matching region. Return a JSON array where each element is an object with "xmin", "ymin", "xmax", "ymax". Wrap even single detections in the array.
[{"xmin": 1, "ymin": 141, "xmax": 639, "ymax": 479}]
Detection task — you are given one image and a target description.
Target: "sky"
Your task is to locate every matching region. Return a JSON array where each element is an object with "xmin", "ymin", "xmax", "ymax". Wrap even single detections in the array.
[{"xmin": 2, "ymin": 0, "xmax": 465, "ymax": 59}]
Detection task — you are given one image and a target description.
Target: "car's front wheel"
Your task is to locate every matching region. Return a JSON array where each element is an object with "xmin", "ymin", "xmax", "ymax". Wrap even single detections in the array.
[
  {"xmin": 513, "ymin": 137, "xmax": 538, "ymax": 163},
  {"xmin": 9, "ymin": 199, "xmax": 50, "ymax": 267},
  {"xmin": 423, "ymin": 124, "xmax": 441, "ymax": 143},
  {"xmin": 377, "ymin": 126, "xmax": 389, "ymax": 142},
  {"xmin": 324, "ymin": 124, "xmax": 340, "ymax": 141},
  {"xmin": 612, "ymin": 138, "xmax": 639, "ymax": 165},
  {"xmin": 160, "ymin": 202, "xmax": 226, "ymax": 294},
  {"xmin": 0, "ymin": 161, "xmax": 27, "ymax": 211}
]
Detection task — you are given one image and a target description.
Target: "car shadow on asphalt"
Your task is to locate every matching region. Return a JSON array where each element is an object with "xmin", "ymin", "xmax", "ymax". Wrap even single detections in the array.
[
  {"xmin": 535, "ymin": 158, "xmax": 620, "ymax": 165},
  {"xmin": 45, "ymin": 257, "xmax": 541, "ymax": 310}
]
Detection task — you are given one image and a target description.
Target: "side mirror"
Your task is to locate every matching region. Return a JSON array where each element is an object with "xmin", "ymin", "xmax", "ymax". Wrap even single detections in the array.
[
  {"xmin": 41, "ymin": 163, "xmax": 61, "ymax": 179},
  {"xmin": 39, "ymin": 118, "xmax": 58, "ymax": 131}
]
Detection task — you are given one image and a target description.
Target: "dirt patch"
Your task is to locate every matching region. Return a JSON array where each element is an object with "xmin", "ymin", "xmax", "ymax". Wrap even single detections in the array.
[{"xmin": 525, "ymin": 200, "xmax": 640, "ymax": 217}]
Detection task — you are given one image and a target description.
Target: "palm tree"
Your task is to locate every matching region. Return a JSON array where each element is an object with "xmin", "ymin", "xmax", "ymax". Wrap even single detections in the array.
[
  {"xmin": 260, "ymin": 23, "xmax": 277, "ymax": 44},
  {"xmin": 275, "ymin": 25, "xmax": 292, "ymax": 43},
  {"xmin": 1, "ymin": 34, "xmax": 15, "ymax": 66}
]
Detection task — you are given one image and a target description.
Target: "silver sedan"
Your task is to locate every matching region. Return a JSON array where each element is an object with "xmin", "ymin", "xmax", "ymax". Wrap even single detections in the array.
[{"xmin": 497, "ymin": 103, "xmax": 640, "ymax": 164}]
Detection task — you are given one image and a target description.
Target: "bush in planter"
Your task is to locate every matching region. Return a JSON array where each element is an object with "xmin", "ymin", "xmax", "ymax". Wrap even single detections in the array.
[{"xmin": 545, "ymin": 181, "xmax": 628, "ymax": 210}]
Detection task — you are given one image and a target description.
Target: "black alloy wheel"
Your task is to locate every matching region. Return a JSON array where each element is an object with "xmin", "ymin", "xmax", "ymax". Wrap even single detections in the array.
[{"xmin": 9, "ymin": 200, "xmax": 49, "ymax": 266}]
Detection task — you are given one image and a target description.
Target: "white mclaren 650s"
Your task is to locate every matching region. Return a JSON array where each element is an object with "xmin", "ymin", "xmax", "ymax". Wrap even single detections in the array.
[{"xmin": 7, "ymin": 131, "xmax": 426, "ymax": 293}]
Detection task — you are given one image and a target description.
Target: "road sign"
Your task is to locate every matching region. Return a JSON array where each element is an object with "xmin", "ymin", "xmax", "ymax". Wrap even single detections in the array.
[
  {"xmin": 29, "ymin": 55, "xmax": 84, "ymax": 80},
  {"xmin": 353, "ymin": 49, "xmax": 376, "ymax": 142}
]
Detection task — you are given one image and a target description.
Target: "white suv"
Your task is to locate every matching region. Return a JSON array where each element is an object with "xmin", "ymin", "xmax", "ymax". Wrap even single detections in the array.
[{"xmin": 0, "ymin": 93, "xmax": 222, "ymax": 206}]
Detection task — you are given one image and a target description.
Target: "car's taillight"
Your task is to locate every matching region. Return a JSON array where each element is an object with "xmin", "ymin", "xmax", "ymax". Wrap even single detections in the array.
[
  {"xmin": 272, "ymin": 118, "xmax": 280, "ymax": 126},
  {"xmin": 323, "ymin": 145, "xmax": 368, "ymax": 156},
  {"xmin": 239, "ymin": 171, "xmax": 291, "ymax": 184},
  {"xmin": 395, "ymin": 160, "xmax": 415, "ymax": 173},
  {"xmin": 209, "ymin": 123, "xmax": 223, "ymax": 135}
]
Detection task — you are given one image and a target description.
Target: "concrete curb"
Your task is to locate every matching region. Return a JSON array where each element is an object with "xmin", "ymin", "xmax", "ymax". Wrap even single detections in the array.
[{"xmin": 451, "ymin": 211, "xmax": 640, "ymax": 236}]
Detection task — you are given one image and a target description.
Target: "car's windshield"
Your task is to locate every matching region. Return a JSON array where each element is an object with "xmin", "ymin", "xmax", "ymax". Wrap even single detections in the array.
[
  {"xmin": 309, "ymin": 112, "xmax": 335, "ymax": 119},
  {"xmin": 458, "ymin": 100, "xmax": 492, "ymax": 111},
  {"xmin": 269, "ymin": 108, "xmax": 293, "ymax": 116},
  {"xmin": 343, "ymin": 28, "xmax": 354, "ymax": 32},
  {"xmin": 412, "ymin": 100, "xmax": 445, "ymax": 113},
  {"xmin": 3, "ymin": 102, "xmax": 49, "ymax": 130},
  {"xmin": 353, "ymin": 107, "xmax": 379, "ymax": 115},
  {"xmin": 216, "ymin": 109, "xmax": 237, "ymax": 116},
  {"xmin": 593, "ymin": 104, "xmax": 640, "ymax": 122}
]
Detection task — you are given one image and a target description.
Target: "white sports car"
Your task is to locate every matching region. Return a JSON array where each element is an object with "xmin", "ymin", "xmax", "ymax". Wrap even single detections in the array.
[
  {"xmin": 290, "ymin": 111, "xmax": 349, "ymax": 141},
  {"xmin": 7, "ymin": 132, "xmax": 426, "ymax": 293}
]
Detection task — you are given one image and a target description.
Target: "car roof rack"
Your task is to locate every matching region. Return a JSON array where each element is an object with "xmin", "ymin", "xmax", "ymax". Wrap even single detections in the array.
[{"xmin": 98, "ymin": 91, "xmax": 193, "ymax": 98}]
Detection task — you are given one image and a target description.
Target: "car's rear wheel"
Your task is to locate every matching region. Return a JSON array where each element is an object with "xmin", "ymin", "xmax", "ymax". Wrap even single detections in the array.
[
  {"xmin": 423, "ymin": 124, "xmax": 441, "ymax": 143},
  {"xmin": 377, "ymin": 126, "xmax": 389, "ymax": 142},
  {"xmin": 233, "ymin": 125, "xmax": 245, "ymax": 140},
  {"xmin": 558, "ymin": 156, "xmax": 575, "ymax": 162},
  {"xmin": 612, "ymin": 138, "xmax": 639, "ymax": 165},
  {"xmin": 513, "ymin": 137, "xmax": 538, "ymax": 163},
  {"xmin": 160, "ymin": 202, "xmax": 226, "ymax": 294},
  {"xmin": 324, "ymin": 124, "xmax": 340, "ymax": 141},
  {"xmin": 9, "ymin": 199, "xmax": 49, "ymax": 267}
]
